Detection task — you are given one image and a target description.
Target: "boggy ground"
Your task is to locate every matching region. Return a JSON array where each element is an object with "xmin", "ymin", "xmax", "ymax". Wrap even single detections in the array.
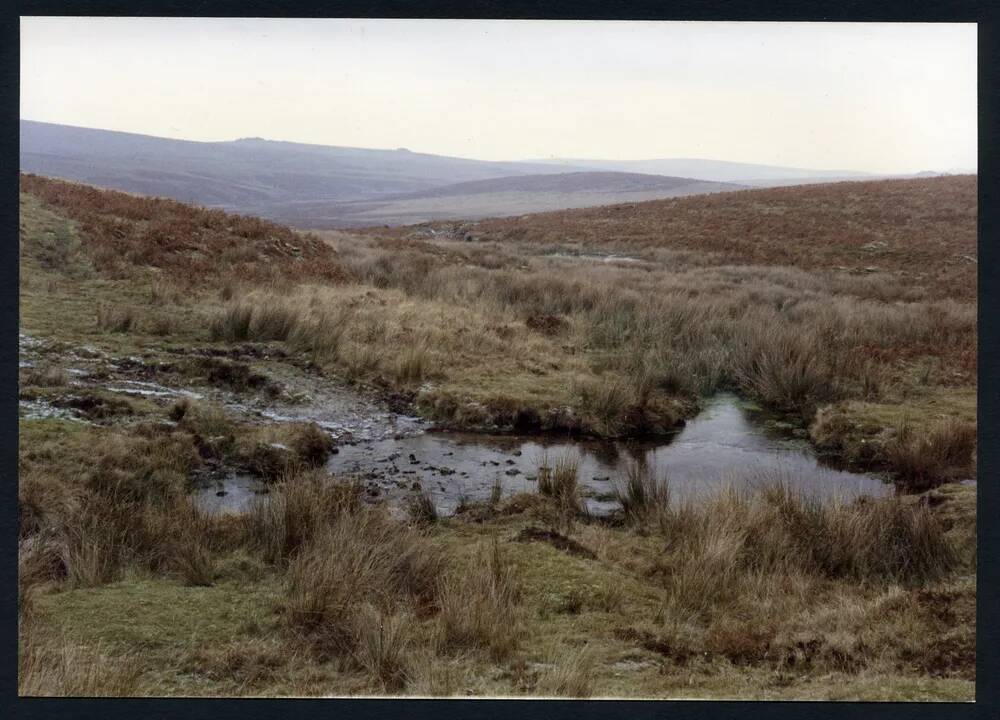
[{"xmin": 17, "ymin": 173, "xmax": 977, "ymax": 698}]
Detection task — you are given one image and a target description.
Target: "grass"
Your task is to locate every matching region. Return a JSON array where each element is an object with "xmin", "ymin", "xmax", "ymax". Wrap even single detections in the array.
[
  {"xmin": 20, "ymin": 464, "xmax": 975, "ymax": 698},
  {"xmin": 17, "ymin": 172, "xmax": 977, "ymax": 699},
  {"xmin": 612, "ymin": 462, "xmax": 671, "ymax": 529}
]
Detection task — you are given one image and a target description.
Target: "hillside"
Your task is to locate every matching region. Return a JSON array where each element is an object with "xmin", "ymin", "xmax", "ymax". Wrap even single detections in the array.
[
  {"xmin": 18, "ymin": 173, "xmax": 344, "ymax": 285},
  {"xmin": 531, "ymin": 157, "xmax": 874, "ymax": 185},
  {"xmin": 19, "ymin": 119, "xmax": 594, "ymax": 213},
  {"xmin": 22, "ymin": 120, "xmax": 901, "ymax": 229},
  {"xmin": 265, "ymin": 171, "xmax": 742, "ymax": 228},
  {"xmin": 431, "ymin": 175, "xmax": 977, "ymax": 300}
]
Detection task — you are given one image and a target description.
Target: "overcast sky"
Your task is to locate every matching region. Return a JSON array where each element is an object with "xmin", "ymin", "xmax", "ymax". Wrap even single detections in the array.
[{"xmin": 20, "ymin": 18, "xmax": 977, "ymax": 173}]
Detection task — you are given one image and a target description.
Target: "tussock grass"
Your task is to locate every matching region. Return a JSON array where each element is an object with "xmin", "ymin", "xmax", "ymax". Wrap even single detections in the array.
[
  {"xmin": 613, "ymin": 462, "xmax": 671, "ymax": 529},
  {"xmin": 436, "ymin": 537, "xmax": 522, "ymax": 662},
  {"xmin": 244, "ymin": 471, "xmax": 361, "ymax": 565},
  {"xmin": 353, "ymin": 605, "xmax": 411, "ymax": 691},
  {"xmin": 887, "ymin": 419, "xmax": 977, "ymax": 491},
  {"xmin": 653, "ymin": 482, "xmax": 957, "ymax": 607},
  {"xmin": 96, "ymin": 304, "xmax": 137, "ymax": 333},
  {"xmin": 284, "ymin": 508, "xmax": 443, "ymax": 661},
  {"xmin": 407, "ymin": 489, "xmax": 438, "ymax": 525},
  {"xmin": 17, "ymin": 173, "xmax": 978, "ymax": 698},
  {"xmin": 537, "ymin": 455, "xmax": 586, "ymax": 526},
  {"xmin": 22, "ymin": 366, "xmax": 69, "ymax": 388}
]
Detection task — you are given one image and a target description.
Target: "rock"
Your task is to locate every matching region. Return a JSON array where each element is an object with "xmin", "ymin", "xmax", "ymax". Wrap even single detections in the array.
[
  {"xmin": 215, "ymin": 490, "xmax": 227, "ymax": 497},
  {"xmin": 411, "ymin": 481, "xmax": 422, "ymax": 491},
  {"xmin": 505, "ymin": 468, "xmax": 521, "ymax": 476}
]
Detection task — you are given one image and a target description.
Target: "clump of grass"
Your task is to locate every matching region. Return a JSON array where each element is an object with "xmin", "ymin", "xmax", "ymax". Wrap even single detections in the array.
[
  {"xmin": 535, "ymin": 647, "xmax": 598, "ymax": 698},
  {"xmin": 170, "ymin": 499, "xmax": 218, "ymax": 587},
  {"xmin": 407, "ymin": 489, "xmax": 438, "ymax": 526},
  {"xmin": 288, "ymin": 422, "xmax": 333, "ymax": 467},
  {"xmin": 353, "ymin": 604, "xmax": 411, "ymax": 692},
  {"xmin": 284, "ymin": 508, "xmax": 443, "ymax": 659},
  {"xmin": 244, "ymin": 471, "xmax": 361, "ymax": 565},
  {"xmin": 289, "ymin": 305, "xmax": 354, "ymax": 360},
  {"xmin": 537, "ymin": 455, "xmax": 585, "ymax": 522},
  {"xmin": 612, "ymin": 462, "xmax": 671, "ymax": 528},
  {"xmin": 393, "ymin": 341, "xmax": 431, "ymax": 384},
  {"xmin": 734, "ymin": 323, "xmax": 837, "ymax": 417},
  {"xmin": 210, "ymin": 302, "xmax": 254, "ymax": 342},
  {"xmin": 887, "ymin": 418, "xmax": 977, "ymax": 491},
  {"xmin": 574, "ymin": 376, "xmax": 635, "ymax": 436},
  {"xmin": 96, "ymin": 304, "xmax": 137, "ymax": 333},
  {"xmin": 436, "ymin": 537, "xmax": 522, "ymax": 662},
  {"xmin": 22, "ymin": 366, "xmax": 69, "ymax": 388},
  {"xmin": 248, "ymin": 298, "xmax": 299, "ymax": 341},
  {"xmin": 173, "ymin": 399, "xmax": 235, "ymax": 438}
]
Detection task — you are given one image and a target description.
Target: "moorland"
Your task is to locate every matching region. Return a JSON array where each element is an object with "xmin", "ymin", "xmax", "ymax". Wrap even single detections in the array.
[{"xmin": 18, "ymin": 172, "xmax": 977, "ymax": 699}]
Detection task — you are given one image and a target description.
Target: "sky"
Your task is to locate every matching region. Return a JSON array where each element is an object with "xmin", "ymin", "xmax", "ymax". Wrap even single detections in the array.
[{"xmin": 20, "ymin": 18, "xmax": 977, "ymax": 174}]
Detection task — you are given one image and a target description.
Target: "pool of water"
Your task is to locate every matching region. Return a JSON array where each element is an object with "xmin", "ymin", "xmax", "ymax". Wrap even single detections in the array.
[
  {"xmin": 194, "ymin": 392, "xmax": 890, "ymax": 515},
  {"xmin": 326, "ymin": 393, "xmax": 890, "ymax": 514}
]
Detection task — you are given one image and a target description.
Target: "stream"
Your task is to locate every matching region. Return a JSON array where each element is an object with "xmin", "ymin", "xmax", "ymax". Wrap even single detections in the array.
[{"xmin": 194, "ymin": 393, "xmax": 890, "ymax": 516}]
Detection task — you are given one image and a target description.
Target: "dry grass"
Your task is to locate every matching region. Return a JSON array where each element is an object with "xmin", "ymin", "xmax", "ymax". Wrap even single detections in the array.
[
  {"xmin": 537, "ymin": 455, "xmax": 586, "ymax": 526},
  {"xmin": 436, "ymin": 537, "xmax": 522, "ymax": 662},
  {"xmin": 21, "ymin": 366, "xmax": 69, "ymax": 388},
  {"xmin": 535, "ymin": 647, "xmax": 598, "ymax": 698},
  {"xmin": 887, "ymin": 419, "xmax": 977, "ymax": 491},
  {"xmin": 19, "ymin": 634, "xmax": 141, "ymax": 697},
  {"xmin": 21, "ymin": 173, "xmax": 346, "ymax": 285},
  {"xmin": 456, "ymin": 176, "xmax": 977, "ymax": 301},
  {"xmin": 407, "ymin": 489, "xmax": 439, "ymax": 525},
  {"xmin": 284, "ymin": 508, "xmax": 443, "ymax": 661},
  {"xmin": 612, "ymin": 462, "xmax": 671, "ymax": 529},
  {"xmin": 353, "ymin": 605, "xmax": 411, "ymax": 691},
  {"xmin": 244, "ymin": 471, "xmax": 361, "ymax": 565},
  {"xmin": 648, "ymin": 482, "xmax": 957, "ymax": 619},
  {"xmin": 17, "ymin": 173, "xmax": 977, "ymax": 698}
]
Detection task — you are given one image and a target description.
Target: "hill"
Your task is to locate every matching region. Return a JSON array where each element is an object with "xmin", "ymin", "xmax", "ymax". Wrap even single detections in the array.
[
  {"xmin": 22, "ymin": 120, "xmax": 898, "ymax": 228},
  {"xmin": 19, "ymin": 119, "xmax": 594, "ymax": 213},
  {"xmin": 429, "ymin": 175, "xmax": 977, "ymax": 300},
  {"xmin": 265, "ymin": 171, "xmax": 743, "ymax": 228},
  {"xmin": 529, "ymin": 157, "xmax": 874, "ymax": 185}
]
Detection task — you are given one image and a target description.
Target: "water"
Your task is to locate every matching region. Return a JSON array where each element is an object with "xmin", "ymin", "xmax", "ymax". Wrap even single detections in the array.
[{"xmin": 195, "ymin": 393, "xmax": 889, "ymax": 515}]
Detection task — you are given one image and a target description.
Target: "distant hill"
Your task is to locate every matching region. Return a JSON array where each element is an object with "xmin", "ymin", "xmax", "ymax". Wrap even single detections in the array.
[
  {"xmin": 19, "ymin": 120, "xmax": 595, "ymax": 213},
  {"xmin": 265, "ymin": 171, "xmax": 743, "ymax": 228},
  {"xmin": 529, "ymin": 157, "xmax": 876, "ymax": 186},
  {"xmin": 27, "ymin": 119, "xmax": 941, "ymax": 228}
]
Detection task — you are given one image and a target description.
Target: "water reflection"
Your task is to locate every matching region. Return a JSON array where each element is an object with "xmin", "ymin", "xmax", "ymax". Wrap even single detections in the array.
[
  {"xmin": 325, "ymin": 393, "xmax": 890, "ymax": 514},
  {"xmin": 195, "ymin": 393, "xmax": 890, "ymax": 515}
]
